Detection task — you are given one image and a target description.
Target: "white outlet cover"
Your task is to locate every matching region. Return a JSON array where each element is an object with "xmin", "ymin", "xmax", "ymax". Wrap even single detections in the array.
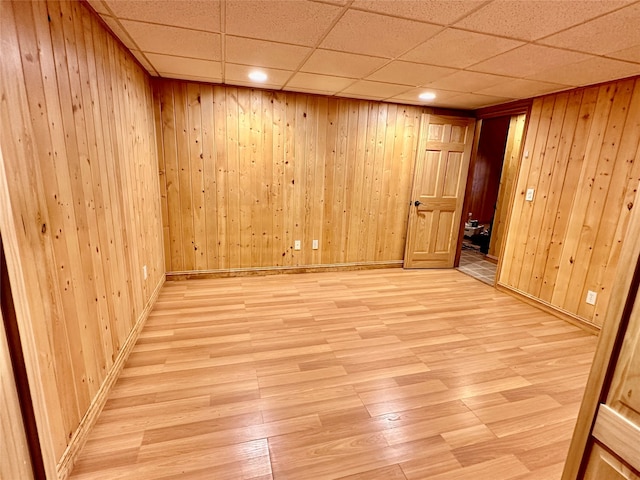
[
  {"xmin": 294, "ymin": 240, "xmax": 301, "ymax": 250},
  {"xmin": 586, "ymin": 290, "xmax": 597, "ymax": 305},
  {"xmin": 312, "ymin": 239, "xmax": 319, "ymax": 250},
  {"xmin": 525, "ymin": 188, "xmax": 535, "ymax": 201},
  {"xmin": 143, "ymin": 265, "xmax": 148, "ymax": 280}
]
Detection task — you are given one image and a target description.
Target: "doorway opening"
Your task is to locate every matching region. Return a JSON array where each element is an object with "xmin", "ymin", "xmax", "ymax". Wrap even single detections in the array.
[{"xmin": 457, "ymin": 112, "xmax": 527, "ymax": 285}]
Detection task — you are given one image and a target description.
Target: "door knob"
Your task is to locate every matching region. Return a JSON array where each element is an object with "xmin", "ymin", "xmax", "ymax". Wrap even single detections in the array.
[{"xmin": 414, "ymin": 200, "xmax": 422, "ymax": 207}]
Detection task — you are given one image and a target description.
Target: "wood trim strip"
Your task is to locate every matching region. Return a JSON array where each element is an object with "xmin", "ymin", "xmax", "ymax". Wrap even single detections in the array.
[
  {"xmin": 475, "ymin": 99, "xmax": 532, "ymax": 119},
  {"xmin": 166, "ymin": 261, "xmax": 404, "ymax": 280},
  {"xmin": 592, "ymin": 404, "xmax": 640, "ymax": 473},
  {"xmin": 496, "ymin": 282, "xmax": 600, "ymax": 335},
  {"xmin": 56, "ymin": 274, "xmax": 165, "ymax": 480}
]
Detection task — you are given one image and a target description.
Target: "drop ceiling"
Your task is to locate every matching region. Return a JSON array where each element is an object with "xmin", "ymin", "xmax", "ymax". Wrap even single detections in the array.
[{"xmin": 87, "ymin": 0, "xmax": 640, "ymax": 110}]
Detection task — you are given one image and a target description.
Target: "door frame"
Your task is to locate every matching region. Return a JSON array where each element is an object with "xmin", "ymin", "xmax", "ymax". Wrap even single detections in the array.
[
  {"xmin": 404, "ymin": 113, "xmax": 477, "ymax": 268},
  {"xmin": 455, "ymin": 101, "xmax": 532, "ymax": 282}
]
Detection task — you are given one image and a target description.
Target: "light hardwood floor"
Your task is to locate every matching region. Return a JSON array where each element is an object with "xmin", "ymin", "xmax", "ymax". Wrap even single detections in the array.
[{"xmin": 70, "ymin": 269, "xmax": 598, "ymax": 480}]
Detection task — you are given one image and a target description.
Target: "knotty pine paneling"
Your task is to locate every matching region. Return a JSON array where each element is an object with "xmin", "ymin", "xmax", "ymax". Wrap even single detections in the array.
[
  {"xmin": 499, "ymin": 77, "xmax": 640, "ymax": 328},
  {"xmin": 0, "ymin": 0, "xmax": 164, "ymax": 469},
  {"xmin": 154, "ymin": 80, "xmax": 452, "ymax": 273}
]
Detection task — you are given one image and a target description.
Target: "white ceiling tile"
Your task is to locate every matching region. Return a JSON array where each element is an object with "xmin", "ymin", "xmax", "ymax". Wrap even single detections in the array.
[
  {"xmin": 103, "ymin": 0, "xmax": 221, "ymax": 32},
  {"xmin": 401, "ymin": 28, "xmax": 524, "ymax": 69},
  {"xmin": 287, "ymin": 72, "xmax": 355, "ymax": 94},
  {"xmin": 453, "ymin": 0, "xmax": 631, "ymax": 41},
  {"xmin": 286, "ymin": 86, "xmax": 340, "ymax": 96},
  {"xmin": 120, "ymin": 20, "xmax": 221, "ymax": 60},
  {"xmin": 426, "ymin": 71, "xmax": 513, "ymax": 93},
  {"xmin": 335, "ymin": 92, "xmax": 380, "ymax": 100},
  {"xmin": 226, "ymin": 0, "xmax": 342, "ymax": 46},
  {"xmin": 301, "ymin": 49, "xmax": 387, "ymax": 78},
  {"xmin": 476, "ymin": 79, "xmax": 569, "ymax": 98},
  {"xmin": 538, "ymin": 3, "xmax": 640, "ymax": 56},
  {"xmin": 528, "ymin": 56, "xmax": 640, "ymax": 87},
  {"xmin": 320, "ymin": 9, "xmax": 442, "ymax": 58},
  {"xmin": 340, "ymin": 80, "xmax": 411, "ymax": 99},
  {"xmin": 607, "ymin": 45, "xmax": 640, "ymax": 63},
  {"xmin": 160, "ymin": 73, "xmax": 222, "ymax": 84},
  {"xmin": 469, "ymin": 44, "xmax": 592, "ymax": 78},
  {"xmin": 388, "ymin": 87, "xmax": 460, "ymax": 105},
  {"xmin": 440, "ymin": 93, "xmax": 514, "ymax": 109},
  {"xmin": 351, "ymin": 0, "xmax": 486, "ymax": 26},
  {"xmin": 366, "ymin": 61, "xmax": 455, "ymax": 86},
  {"xmin": 89, "ymin": 0, "xmax": 640, "ymax": 108},
  {"xmin": 147, "ymin": 53, "xmax": 222, "ymax": 80},
  {"xmin": 101, "ymin": 16, "xmax": 138, "ymax": 49},
  {"xmin": 226, "ymin": 37, "xmax": 311, "ymax": 71},
  {"xmin": 130, "ymin": 50, "xmax": 158, "ymax": 75},
  {"xmin": 225, "ymin": 64, "xmax": 293, "ymax": 89}
]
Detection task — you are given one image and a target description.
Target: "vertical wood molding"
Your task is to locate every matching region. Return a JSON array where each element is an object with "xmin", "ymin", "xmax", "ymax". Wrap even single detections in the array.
[
  {"xmin": 0, "ymin": 0, "xmax": 165, "ymax": 474},
  {"xmin": 499, "ymin": 77, "xmax": 640, "ymax": 327}
]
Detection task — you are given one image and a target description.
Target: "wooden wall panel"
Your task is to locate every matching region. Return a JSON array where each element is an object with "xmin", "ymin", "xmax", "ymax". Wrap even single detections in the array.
[
  {"xmin": 155, "ymin": 80, "xmax": 439, "ymax": 273},
  {"xmin": 499, "ymin": 77, "xmax": 640, "ymax": 328},
  {"xmin": 0, "ymin": 0, "xmax": 164, "ymax": 473}
]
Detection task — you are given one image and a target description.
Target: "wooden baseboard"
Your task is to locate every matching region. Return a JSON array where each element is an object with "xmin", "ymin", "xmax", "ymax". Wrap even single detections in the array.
[
  {"xmin": 56, "ymin": 274, "xmax": 165, "ymax": 480},
  {"xmin": 166, "ymin": 261, "xmax": 404, "ymax": 281},
  {"xmin": 496, "ymin": 283, "xmax": 600, "ymax": 335}
]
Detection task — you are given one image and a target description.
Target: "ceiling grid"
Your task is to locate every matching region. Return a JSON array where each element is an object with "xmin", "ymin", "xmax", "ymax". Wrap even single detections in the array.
[{"xmin": 86, "ymin": 0, "xmax": 640, "ymax": 109}]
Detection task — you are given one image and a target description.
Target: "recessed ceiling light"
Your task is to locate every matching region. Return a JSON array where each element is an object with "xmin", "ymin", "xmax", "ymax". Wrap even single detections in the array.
[
  {"xmin": 248, "ymin": 71, "xmax": 268, "ymax": 82},
  {"xmin": 419, "ymin": 92, "xmax": 436, "ymax": 101}
]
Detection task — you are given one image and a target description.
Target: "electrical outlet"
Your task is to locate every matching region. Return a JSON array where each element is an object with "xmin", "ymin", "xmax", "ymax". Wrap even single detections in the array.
[
  {"xmin": 312, "ymin": 239, "xmax": 319, "ymax": 250},
  {"xmin": 143, "ymin": 265, "xmax": 148, "ymax": 280},
  {"xmin": 525, "ymin": 188, "xmax": 535, "ymax": 202},
  {"xmin": 294, "ymin": 240, "xmax": 301, "ymax": 250},
  {"xmin": 586, "ymin": 290, "xmax": 597, "ymax": 305}
]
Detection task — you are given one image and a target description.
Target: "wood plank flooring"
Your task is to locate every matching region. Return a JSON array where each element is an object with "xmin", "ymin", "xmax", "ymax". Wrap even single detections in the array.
[{"xmin": 70, "ymin": 269, "xmax": 598, "ymax": 480}]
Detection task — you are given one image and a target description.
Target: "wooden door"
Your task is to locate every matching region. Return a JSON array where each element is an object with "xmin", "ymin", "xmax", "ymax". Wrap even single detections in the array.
[{"xmin": 404, "ymin": 114, "xmax": 476, "ymax": 268}]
